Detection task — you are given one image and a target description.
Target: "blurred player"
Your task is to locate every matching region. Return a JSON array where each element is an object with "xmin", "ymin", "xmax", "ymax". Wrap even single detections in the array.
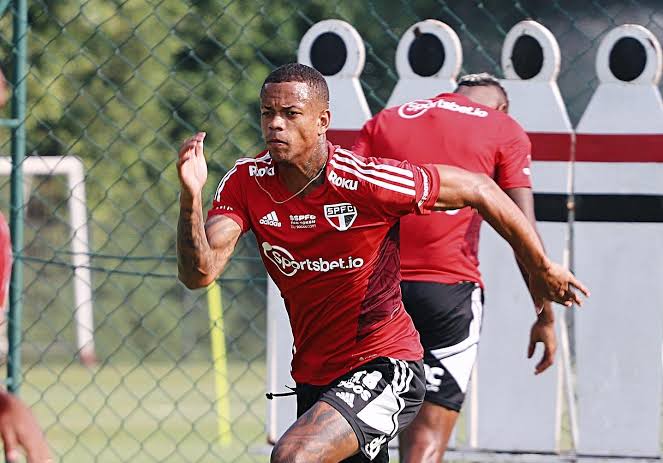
[
  {"xmin": 0, "ymin": 67, "xmax": 8, "ymax": 109},
  {"xmin": 353, "ymin": 73, "xmax": 558, "ymax": 462},
  {"xmin": 0, "ymin": 213, "xmax": 50, "ymax": 462},
  {"xmin": 0, "ymin": 66, "xmax": 51, "ymax": 463},
  {"xmin": 176, "ymin": 64, "xmax": 588, "ymax": 462}
]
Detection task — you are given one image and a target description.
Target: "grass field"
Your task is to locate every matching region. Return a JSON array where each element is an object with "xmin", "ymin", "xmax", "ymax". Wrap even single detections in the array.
[
  {"xmin": 19, "ymin": 360, "xmax": 270, "ymax": 462},
  {"xmin": 13, "ymin": 359, "xmax": 567, "ymax": 462}
]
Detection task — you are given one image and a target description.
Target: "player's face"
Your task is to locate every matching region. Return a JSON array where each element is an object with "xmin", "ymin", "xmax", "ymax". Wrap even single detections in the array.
[{"xmin": 260, "ymin": 82, "xmax": 330, "ymax": 164}]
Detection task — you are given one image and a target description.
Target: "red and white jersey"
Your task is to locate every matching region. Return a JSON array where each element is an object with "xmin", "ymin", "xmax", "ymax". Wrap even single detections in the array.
[
  {"xmin": 208, "ymin": 142, "xmax": 439, "ymax": 385},
  {"xmin": 354, "ymin": 93, "xmax": 532, "ymax": 287}
]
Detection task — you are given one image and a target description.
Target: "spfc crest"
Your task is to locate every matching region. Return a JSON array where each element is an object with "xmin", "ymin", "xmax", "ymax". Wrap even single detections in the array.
[{"xmin": 324, "ymin": 203, "xmax": 357, "ymax": 232}]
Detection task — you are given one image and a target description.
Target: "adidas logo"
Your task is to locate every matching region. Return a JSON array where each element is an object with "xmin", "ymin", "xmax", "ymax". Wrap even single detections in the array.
[
  {"xmin": 335, "ymin": 391, "xmax": 355, "ymax": 408},
  {"xmin": 259, "ymin": 211, "xmax": 281, "ymax": 227}
]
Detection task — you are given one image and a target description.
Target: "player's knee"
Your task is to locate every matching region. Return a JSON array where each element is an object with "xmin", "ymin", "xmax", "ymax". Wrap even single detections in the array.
[
  {"xmin": 270, "ymin": 442, "xmax": 293, "ymax": 463},
  {"xmin": 270, "ymin": 439, "xmax": 309, "ymax": 463}
]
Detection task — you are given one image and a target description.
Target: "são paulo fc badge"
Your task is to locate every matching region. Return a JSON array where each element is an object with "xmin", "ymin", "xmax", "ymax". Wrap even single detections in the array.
[{"xmin": 324, "ymin": 203, "xmax": 357, "ymax": 231}]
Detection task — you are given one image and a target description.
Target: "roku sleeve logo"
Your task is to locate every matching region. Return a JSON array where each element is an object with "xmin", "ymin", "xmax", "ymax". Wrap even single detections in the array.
[
  {"xmin": 249, "ymin": 164, "xmax": 275, "ymax": 177},
  {"xmin": 261, "ymin": 241, "xmax": 364, "ymax": 277},
  {"xmin": 398, "ymin": 98, "xmax": 489, "ymax": 119}
]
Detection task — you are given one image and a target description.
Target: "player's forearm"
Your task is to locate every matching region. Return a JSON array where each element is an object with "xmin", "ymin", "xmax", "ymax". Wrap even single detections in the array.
[
  {"xmin": 471, "ymin": 177, "xmax": 550, "ymax": 278},
  {"xmin": 177, "ymin": 192, "xmax": 218, "ymax": 289}
]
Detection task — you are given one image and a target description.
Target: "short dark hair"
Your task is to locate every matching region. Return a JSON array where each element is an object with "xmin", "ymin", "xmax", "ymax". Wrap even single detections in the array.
[
  {"xmin": 455, "ymin": 72, "xmax": 509, "ymax": 106},
  {"xmin": 261, "ymin": 63, "xmax": 329, "ymax": 107}
]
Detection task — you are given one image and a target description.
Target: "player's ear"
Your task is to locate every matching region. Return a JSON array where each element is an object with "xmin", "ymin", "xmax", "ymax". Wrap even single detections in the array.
[
  {"xmin": 318, "ymin": 108, "xmax": 331, "ymax": 135},
  {"xmin": 497, "ymin": 102, "xmax": 509, "ymax": 114}
]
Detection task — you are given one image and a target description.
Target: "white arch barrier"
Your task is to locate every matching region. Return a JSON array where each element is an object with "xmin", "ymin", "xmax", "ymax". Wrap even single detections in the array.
[
  {"xmin": 298, "ymin": 19, "xmax": 371, "ymax": 148},
  {"xmin": 574, "ymin": 24, "xmax": 663, "ymax": 458},
  {"xmin": 387, "ymin": 19, "xmax": 462, "ymax": 107},
  {"xmin": 477, "ymin": 20, "xmax": 571, "ymax": 453}
]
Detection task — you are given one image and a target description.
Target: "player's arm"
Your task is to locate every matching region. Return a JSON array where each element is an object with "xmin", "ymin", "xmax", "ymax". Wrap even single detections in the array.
[
  {"xmin": 0, "ymin": 389, "xmax": 52, "ymax": 462},
  {"xmin": 506, "ymin": 187, "xmax": 555, "ymax": 317},
  {"xmin": 504, "ymin": 189, "xmax": 546, "ymax": 301},
  {"xmin": 431, "ymin": 165, "xmax": 589, "ymax": 308},
  {"xmin": 506, "ymin": 187, "xmax": 557, "ymax": 374},
  {"xmin": 176, "ymin": 132, "xmax": 242, "ymax": 289},
  {"xmin": 177, "ymin": 206, "xmax": 241, "ymax": 289}
]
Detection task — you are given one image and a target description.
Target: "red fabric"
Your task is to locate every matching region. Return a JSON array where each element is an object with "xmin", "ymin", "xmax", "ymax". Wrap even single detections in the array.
[
  {"xmin": 353, "ymin": 93, "xmax": 532, "ymax": 287},
  {"xmin": 327, "ymin": 129, "xmax": 361, "ymax": 149},
  {"xmin": 0, "ymin": 213, "xmax": 11, "ymax": 309},
  {"xmin": 576, "ymin": 133, "xmax": 663, "ymax": 162},
  {"xmin": 208, "ymin": 143, "xmax": 438, "ymax": 385}
]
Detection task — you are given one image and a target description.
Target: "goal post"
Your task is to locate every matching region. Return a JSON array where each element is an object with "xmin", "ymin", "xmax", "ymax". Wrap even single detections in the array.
[{"xmin": 0, "ymin": 155, "xmax": 96, "ymax": 365}]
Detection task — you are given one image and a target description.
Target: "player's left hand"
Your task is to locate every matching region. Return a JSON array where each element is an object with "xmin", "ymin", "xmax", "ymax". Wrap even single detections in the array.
[
  {"xmin": 0, "ymin": 391, "xmax": 52, "ymax": 462},
  {"xmin": 529, "ymin": 261, "xmax": 590, "ymax": 309},
  {"xmin": 528, "ymin": 305, "xmax": 557, "ymax": 375}
]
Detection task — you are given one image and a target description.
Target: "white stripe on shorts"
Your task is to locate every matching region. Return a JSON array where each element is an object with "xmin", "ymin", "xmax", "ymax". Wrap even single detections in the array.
[
  {"xmin": 430, "ymin": 285, "xmax": 483, "ymax": 394},
  {"xmin": 356, "ymin": 358, "xmax": 414, "ymax": 436}
]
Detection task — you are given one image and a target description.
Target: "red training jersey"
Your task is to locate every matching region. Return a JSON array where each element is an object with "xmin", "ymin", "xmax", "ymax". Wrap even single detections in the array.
[
  {"xmin": 353, "ymin": 93, "xmax": 532, "ymax": 287},
  {"xmin": 0, "ymin": 213, "xmax": 10, "ymax": 308},
  {"xmin": 208, "ymin": 142, "xmax": 439, "ymax": 385}
]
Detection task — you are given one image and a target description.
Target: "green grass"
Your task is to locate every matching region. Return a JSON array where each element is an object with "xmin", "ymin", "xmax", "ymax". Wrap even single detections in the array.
[
  {"xmin": 19, "ymin": 360, "xmax": 270, "ymax": 462},
  {"xmin": 11, "ymin": 360, "xmax": 570, "ymax": 462}
]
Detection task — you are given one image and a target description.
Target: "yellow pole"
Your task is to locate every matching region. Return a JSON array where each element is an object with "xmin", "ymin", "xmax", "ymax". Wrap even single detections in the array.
[{"xmin": 207, "ymin": 280, "xmax": 231, "ymax": 446}]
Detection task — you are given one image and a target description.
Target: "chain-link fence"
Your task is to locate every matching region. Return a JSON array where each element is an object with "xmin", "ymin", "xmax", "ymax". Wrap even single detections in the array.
[{"xmin": 0, "ymin": 0, "xmax": 661, "ymax": 461}]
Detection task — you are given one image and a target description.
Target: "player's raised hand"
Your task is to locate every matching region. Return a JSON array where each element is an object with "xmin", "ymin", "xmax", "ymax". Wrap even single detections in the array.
[
  {"xmin": 0, "ymin": 391, "xmax": 52, "ymax": 463},
  {"xmin": 529, "ymin": 261, "xmax": 590, "ymax": 309},
  {"xmin": 177, "ymin": 132, "xmax": 207, "ymax": 197}
]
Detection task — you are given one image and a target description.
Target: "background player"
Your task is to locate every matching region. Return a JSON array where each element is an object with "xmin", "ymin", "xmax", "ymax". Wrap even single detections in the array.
[
  {"xmin": 177, "ymin": 64, "xmax": 588, "ymax": 462},
  {"xmin": 0, "ymin": 65, "xmax": 52, "ymax": 463},
  {"xmin": 353, "ymin": 72, "xmax": 558, "ymax": 462}
]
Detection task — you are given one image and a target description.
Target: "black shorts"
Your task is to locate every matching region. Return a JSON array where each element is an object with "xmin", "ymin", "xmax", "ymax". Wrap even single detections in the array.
[
  {"xmin": 296, "ymin": 357, "xmax": 425, "ymax": 462},
  {"xmin": 400, "ymin": 281, "xmax": 483, "ymax": 412}
]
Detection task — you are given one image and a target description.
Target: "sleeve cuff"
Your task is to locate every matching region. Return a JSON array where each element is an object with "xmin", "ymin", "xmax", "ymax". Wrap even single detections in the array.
[
  {"xmin": 206, "ymin": 209, "xmax": 249, "ymax": 233},
  {"xmin": 416, "ymin": 164, "xmax": 440, "ymax": 215}
]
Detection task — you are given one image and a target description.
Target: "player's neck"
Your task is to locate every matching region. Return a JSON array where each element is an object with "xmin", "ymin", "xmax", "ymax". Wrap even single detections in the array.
[{"xmin": 277, "ymin": 140, "xmax": 328, "ymax": 196}]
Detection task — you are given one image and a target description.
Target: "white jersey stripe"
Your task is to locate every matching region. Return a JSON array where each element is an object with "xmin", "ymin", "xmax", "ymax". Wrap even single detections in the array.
[
  {"xmin": 330, "ymin": 159, "xmax": 416, "ymax": 196},
  {"xmin": 214, "ymin": 166, "xmax": 237, "ymax": 201},
  {"xmin": 335, "ymin": 148, "xmax": 414, "ymax": 178},
  {"xmin": 332, "ymin": 153, "xmax": 416, "ymax": 187},
  {"xmin": 214, "ymin": 153, "xmax": 271, "ymax": 201}
]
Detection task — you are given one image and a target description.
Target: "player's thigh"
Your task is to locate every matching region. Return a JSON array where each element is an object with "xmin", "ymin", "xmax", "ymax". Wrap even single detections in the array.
[
  {"xmin": 321, "ymin": 357, "xmax": 426, "ymax": 461},
  {"xmin": 400, "ymin": 400, "xmax": 459, "ymax": 445},
  {"xmin": 402, "ymin": 281, "xmax": 483, "ymax": 411},
  {"xmin": 271, "ymin": 400, "xmax": 359, "ymax": 463}
]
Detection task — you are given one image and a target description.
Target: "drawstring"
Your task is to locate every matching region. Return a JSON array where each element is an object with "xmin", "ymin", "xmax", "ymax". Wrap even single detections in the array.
[{"xmin": 266, "ymin": 385, "xmax": 297, "ymax": 400}]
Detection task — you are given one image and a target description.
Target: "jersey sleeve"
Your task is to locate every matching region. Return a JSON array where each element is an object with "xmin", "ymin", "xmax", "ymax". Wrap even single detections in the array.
[
  {"xmin": 207, "ymin": 163, "xmax": 251, "ymax": 233},
  {"xmin": 331, "ymin": 149, "xmax": 439, "ymax": 218},
  {"xmin": 495, "ymin": 119, "xmax": 533, "ymax": 190},
  {"xmin": 351, "ymin": 115, "xmax": 377, "ymax": 156}
]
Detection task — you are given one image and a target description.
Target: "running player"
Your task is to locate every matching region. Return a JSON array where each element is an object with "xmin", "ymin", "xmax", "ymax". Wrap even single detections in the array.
[
  {"xmin": 176, "ymin": 64, "xmax": 588, "ymax": 462},
  {"xmin": 353, "ymin": 73, "xmax": 559, "ymax": 462}
]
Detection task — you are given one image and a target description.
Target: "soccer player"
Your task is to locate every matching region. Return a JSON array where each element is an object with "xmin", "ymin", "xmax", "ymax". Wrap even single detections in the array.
[
  {"xmin": 176, "ymin": 64, "xmax": 588, "ymax": 463},
  {"xmin": 353, "ymin": 73, "xmax": 560, "ymax": 462}
]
